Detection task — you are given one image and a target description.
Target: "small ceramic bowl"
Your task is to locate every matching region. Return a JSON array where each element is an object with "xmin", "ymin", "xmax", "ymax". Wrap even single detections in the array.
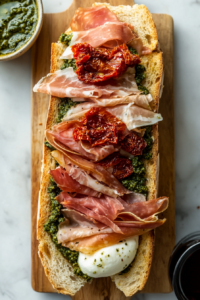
[{"xmin": 0, "ymin": 0, "xmax": 43, "ymax": 61}]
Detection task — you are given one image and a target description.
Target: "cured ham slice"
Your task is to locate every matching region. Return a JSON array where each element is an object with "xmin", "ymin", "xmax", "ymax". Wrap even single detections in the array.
[
  {"xmin": 57, "ymin": 193, "xmax": 123, "ymax": 233},
  {"xmin": 51, "ymin": 150, "xmax": 130, "ymax": 197},
  {"xmin": 57, "ymin": 209, "xmax": 113, "ymax": 244},
  {"xmin": 59, "ymin": 196, "xmax": 168, "ymax": 254},
  {"xmin": 63, "ymin": 226, "xmax": 162, "ymax": 254},
  {"xmin": 47, "ymin": 120, "xmax": 118, "ymax": 161},
  {"xmin": 61, "ymin": 22, "xmax": 135, "ymax": 60},
  {"xmin": 33, "ymin": 67, "xmax": 139, "ymax": 99},
  {"xmin": 63, "ymin": 102, "xmax": 162, "ymax": 130},
  {"xmin": 50, "ymin": 167, "xmax": 100, "ymax": 197},
  {"xmin": 70, "ymin": 6, "xmax": 119, "ymax": 31},
  {"xmin": 59, "ymin": 192, "xmax": 168, "ymax": 234},
  {"xmin": 90, "ymin": 94, "xmax": 153, "ymax": 110},
  {"xmin": 52, "ymin": 163, "xmax": 119, "ymax": 199},
  {"xmin": 59, "ymin": 193, "xmax": 124, "ymax": 220},
  {"xmin": 63, "ymin": 94, "xmax": 153, "ymax": 121},
  {"xmin": 106, "ymin": 104, "xmax": 163, "ymax": 129}
]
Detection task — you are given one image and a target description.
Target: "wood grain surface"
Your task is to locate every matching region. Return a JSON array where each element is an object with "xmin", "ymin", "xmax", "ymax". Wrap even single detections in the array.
[{"xmin": 31, "ymin": 0, "xmax": 175, "ymax": 298}]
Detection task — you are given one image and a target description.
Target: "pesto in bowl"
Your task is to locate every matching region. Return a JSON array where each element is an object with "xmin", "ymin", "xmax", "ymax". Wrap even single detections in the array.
[{"xmin": 0, "ymin": 0, "xmax": 43, "ymax": 59}]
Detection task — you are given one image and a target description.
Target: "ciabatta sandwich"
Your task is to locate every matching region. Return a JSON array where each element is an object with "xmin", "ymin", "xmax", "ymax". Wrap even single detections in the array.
[{"xmin": 34, "ymin": 3, "xmax": 168, "ymax": 297}]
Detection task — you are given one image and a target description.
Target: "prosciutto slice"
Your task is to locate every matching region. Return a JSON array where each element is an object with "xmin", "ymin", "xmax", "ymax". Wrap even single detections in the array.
[
  {"xmin": 63, "ymin": 94, "xmax": 153, "ymax": 122},
  {"xmin": 63, "ymin": 102, "xmax": 162, "ymax": 130},
  {"xmin": 61, "ymin": 22, "xmax": 135, "ymax": 60},
  {"xmin": 52, "ymin": 163, "xmax": 119, "ymax": 199},
  {"xmin": 70, "ymin": 6, "xmax": 119, "ymax": 31},
  {"xmin": 57, "ymin": 209, "xmax": 113, "ymax": 244},
  {"xmin": 64, "ymin": 226, "xmax": 161, "ymax": 254},
  {"xmin": 33, "ymin": 67, "xmax": 139, "ymax": 99},
  {"xmin": 58, "ymin": 192, "xmax": 168, "ymax": 233},
  {"xmin": 47, "ymin": 120, "xmax": 118, "ymax": 161},
  {"xmin": 89, "ymin": 94, "xmax": 153, "ymax": 109},
  {"xmin": 50, "ymin": 167, "xmax": 100, "ymax": 197},
  {"xmin": 106, "ymin": 104, "xmax": 163, "ymax": 129},
  {"xmin": 51, "ymin": 150, "xmax": 130, "ymax": 197},
  {"xmin": 57, "ymin": 193, "xmax": 123, "ymax": 233},
  {"xmin": 57, "ymin": 195, "xmax": 168, "ymax": 254}
]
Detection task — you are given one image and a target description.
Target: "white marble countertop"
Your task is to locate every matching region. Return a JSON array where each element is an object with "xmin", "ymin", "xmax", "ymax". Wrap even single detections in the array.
[{"xmin": 1, "ymin": 0, "xmax": 200, "ymax": 299}]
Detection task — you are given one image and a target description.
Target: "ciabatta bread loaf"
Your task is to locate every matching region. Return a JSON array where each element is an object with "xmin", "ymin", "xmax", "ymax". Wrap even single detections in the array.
[{"xmin": 37, "ymin": 3, "xmax": 163, "ymax": 296}]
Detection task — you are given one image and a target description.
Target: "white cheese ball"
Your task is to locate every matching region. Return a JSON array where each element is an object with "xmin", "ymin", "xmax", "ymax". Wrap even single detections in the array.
[{"xmin": 78, "ymin": 236, "xmax": 139, "ymax": 278}]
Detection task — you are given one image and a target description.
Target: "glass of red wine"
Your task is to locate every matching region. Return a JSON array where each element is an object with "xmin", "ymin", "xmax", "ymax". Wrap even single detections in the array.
[{"xmin": 169, "ymin": 232, "xmax": 200, "ymax": 300}]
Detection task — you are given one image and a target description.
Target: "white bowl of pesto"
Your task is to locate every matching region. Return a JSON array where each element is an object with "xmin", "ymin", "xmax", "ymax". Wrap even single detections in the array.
[{"xmin": 0, "ymin": 0, "xmax": 43, "ymax": 61}]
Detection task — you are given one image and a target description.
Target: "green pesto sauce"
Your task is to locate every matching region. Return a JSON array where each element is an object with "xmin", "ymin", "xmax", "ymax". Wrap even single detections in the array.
[
  {"xmin": 121, "ymin": 126, "xmax": 153, "ymax": 197},
  {"xmin": 59, "ymin": 33, "xmax": 77, "ymax": 71},
  {"xmin": 61, "ymin": 58, "xmax": 76, "ymax": 71},
  {"xmin": 56, "ymin": 98, "xmax": 78, "ymax": 123},
  {"xmin": 59, "ymin": 32, "xmax": 73, "ymax": 46},
  {"xmin": 44, "ymin": 177, "xmax": 91, "ymax": 281},
  {"xmin": 0, "ymin": 0, "xmax": 38, "ymax": 56},
  {"xmin": 44, "ymin": 141, "xmax": 55, "ymax": 151},
  {"xmin": 128, "ymin": 47, "xmax": 150, "ymax": 95},
  {"xmin": 44, "ymin": 97, "xmax": 87, "ymax": 278}
]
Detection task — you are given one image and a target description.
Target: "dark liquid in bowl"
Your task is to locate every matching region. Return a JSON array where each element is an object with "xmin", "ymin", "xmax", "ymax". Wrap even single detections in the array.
[{"xmin": 180, "ymin": 249, "xmax": 200, "ymax": 300}]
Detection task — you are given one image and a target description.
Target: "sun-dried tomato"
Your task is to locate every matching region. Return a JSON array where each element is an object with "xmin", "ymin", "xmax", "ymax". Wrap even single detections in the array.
[
  {"xmin": 97, "ymin": 153, "xmax": 133, "ymax": 180},
  {"xmin": 113, "ymin": 159, "xmax": 133, "ymax": 180},
  {"xmin": 96, "ymin": 153, "xmax": 122, "ymax": 168},
  {"xmin": 84, "ymin": 107, "xmax": 126, "ymax": 133},
  {"xmin": 71, "ymin": 43, "xmax": 141, "ymax": 83},
  {"xmin": 73, "ymin": 126, "xmax": 90, "ymax": 143},
  {"xmin": 73, "ymin": 107, "xmax": 126, "ymax": 147},
  {"xmin": 121, "ymin": 132, "xmax": 147, "ymax": 156}
]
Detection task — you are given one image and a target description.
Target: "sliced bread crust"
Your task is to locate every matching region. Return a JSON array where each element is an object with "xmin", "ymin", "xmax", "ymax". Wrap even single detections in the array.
[{"xmin": 37, "ymin": 3, "xmax": 163, "ymax": 296}]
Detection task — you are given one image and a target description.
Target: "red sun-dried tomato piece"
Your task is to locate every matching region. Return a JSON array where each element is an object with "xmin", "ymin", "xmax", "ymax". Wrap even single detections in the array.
[
  {"xmin": 97, "ymin": 153, "xmax": 133, "ymax": 180},
  {"xmin": 84, "ymin": 107, "xmax": 126, "ymax": 134},
  {"xmin": 121, "ymin": 132, "xmax": 147, "ymax": 156},
  {"xmin": 73, "ymin": 107, "xmax": 126, "ymax": 147},
  {"xmin": 73, "ymin": 126, "xmax": 91, "ymax": 143},
  {"xmin": 89, "ymin": 125, "xmax": 118, "ymax": 147},
  {"xmin": 71, "ymin": 43, "xmax": 141, "ymax": 83},
  {"xmin": 97, "ymin": 153, "xmax": 122, "ymax": 168},
  {"xmin": 113, "ymin": 159, "xmax": 133, "ymax": 180}
]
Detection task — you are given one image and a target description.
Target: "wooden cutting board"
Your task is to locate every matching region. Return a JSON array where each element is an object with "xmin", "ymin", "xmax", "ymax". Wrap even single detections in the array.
[{"xmin": 31, "ymin": 0, "xmax": 175, "ymax": 298}]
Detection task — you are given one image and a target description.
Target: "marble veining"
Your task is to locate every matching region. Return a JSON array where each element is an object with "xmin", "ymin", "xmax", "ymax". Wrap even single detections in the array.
[{"xmin": 1, "ymin": 0, "xmax": 200, "ymax": 299}]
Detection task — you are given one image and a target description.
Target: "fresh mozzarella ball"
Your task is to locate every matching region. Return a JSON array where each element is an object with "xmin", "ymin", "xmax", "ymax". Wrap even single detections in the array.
[{"xmin": 78, "ymin": 236, "xmax": 139, "ymax": 278}]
